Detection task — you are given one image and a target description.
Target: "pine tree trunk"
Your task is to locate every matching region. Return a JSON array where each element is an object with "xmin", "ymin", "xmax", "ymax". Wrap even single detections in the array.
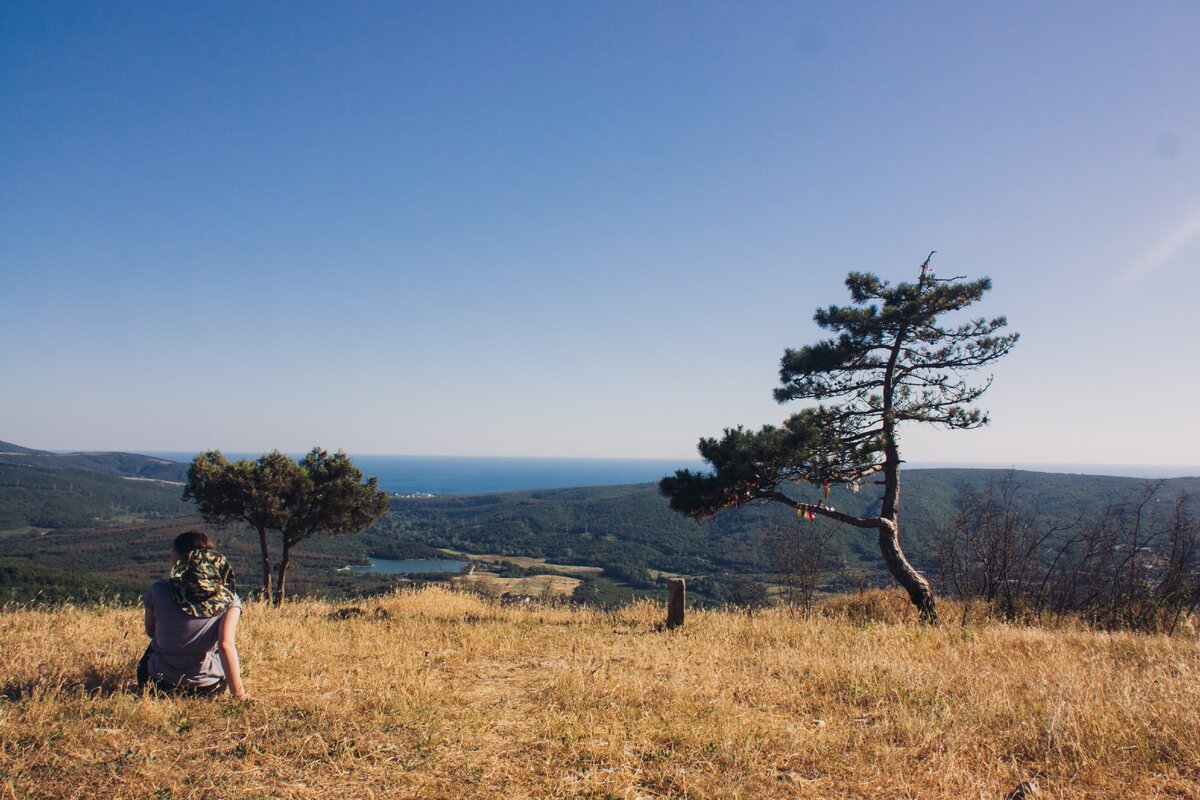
[
  {"xmin": 878, "ymin": 518, "xmax": 938, "ymax": 623},
  {"xmin": 255, "ymin": 524, "xmax": 273, "ymax": 604},
  {"xmin": 878, "ymin": 398, "xmax": 938, "ymax": 624}
]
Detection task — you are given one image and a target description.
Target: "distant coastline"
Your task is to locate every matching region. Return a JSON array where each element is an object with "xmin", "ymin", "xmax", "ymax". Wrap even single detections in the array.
[
  {"xmin": 131, "ymin": 452, "xmax": 1200, "ymax": 495},
  {"xmin": 141, "ymin": 452, "xmax": 709, "ymax": 495}
]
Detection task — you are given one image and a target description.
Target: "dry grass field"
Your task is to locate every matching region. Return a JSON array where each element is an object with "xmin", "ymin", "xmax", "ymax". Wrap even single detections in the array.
[
  {"xmin": 2, "ymin": 587, "xmax": 1198, "ymax": 799},
  {"xmin": 450, "ymin": 572, "xmax": 582, "ymax": 599}
]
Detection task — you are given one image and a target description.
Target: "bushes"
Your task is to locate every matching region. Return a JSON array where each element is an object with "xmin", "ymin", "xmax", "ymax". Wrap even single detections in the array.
[
  {"xmin": 601, "ymin": 562, "xmax": 657, "ymax": 590},
  {"xmin": 937, "ymin": 474, "xmax": 1200, "ymax": 634},
  {"xmin": 0, "ymin": 557, "xmax": 144, "ymax": 606}
]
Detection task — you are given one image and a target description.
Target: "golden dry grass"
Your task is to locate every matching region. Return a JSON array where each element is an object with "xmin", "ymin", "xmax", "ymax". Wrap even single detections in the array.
[
  {"xmin": 450, "ymin": 572, "xmax": 582, "ymax": 598},
  {"xmin": 1, "ymin": 587, "xmax": 1198, "ymax": 799}
]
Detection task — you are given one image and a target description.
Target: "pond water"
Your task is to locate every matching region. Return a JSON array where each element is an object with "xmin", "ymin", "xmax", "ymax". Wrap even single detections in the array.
[{"xmin": 350, "ymin": 558, "xmax": 468, "ymax": 575}]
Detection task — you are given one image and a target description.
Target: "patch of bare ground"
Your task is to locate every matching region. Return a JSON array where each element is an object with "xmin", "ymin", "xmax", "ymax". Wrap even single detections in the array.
[
  {"xmin": 443, "ymin": 550, "xmax": 604, "ymax": 575},
  {"xmin": 1, "ymin": 587, "xmax": 1197, "ymax": 799}
]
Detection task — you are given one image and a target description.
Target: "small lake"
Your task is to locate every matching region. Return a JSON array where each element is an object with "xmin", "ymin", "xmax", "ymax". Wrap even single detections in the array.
[{"xmin": 350, "ymin": 558, "xmax": 467, "ymax": 575}]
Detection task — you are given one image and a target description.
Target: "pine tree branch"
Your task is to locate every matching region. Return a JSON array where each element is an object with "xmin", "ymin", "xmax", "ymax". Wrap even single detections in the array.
[{"xmin": 756, "ymin": 490, "xmax": 883, "ymax": 529}]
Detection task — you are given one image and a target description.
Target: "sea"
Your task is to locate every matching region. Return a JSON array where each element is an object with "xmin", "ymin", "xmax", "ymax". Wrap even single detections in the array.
[
  {"xmin": 145, "ymin": 453, "xmax": 707, "ymax": 495},
  {"xmin": 349, "ymin": 557, "xmax": 466, "ymax": 574},
  {"xmin": 144, "ymin": 453, "xmax": 1200, "ymax": 495}
]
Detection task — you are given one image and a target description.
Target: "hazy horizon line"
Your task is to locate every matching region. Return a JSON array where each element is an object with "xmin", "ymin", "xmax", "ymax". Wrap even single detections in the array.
[
  {"xmin": 10, "ymin": 443, "xmax": 1196, "ymax": 479},
  {"xmin": 141, "ymin": 450, "xmax": 1200, "ymax": 479}
]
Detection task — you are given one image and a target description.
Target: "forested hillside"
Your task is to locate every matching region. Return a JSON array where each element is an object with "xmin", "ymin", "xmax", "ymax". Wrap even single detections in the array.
[
  {"xmin": 372, "ymin": 469, "xmax": 1200, "ymax": 581},
  {"xmin": 2, "ymin": 451, "xmax": 1196, "ymax": 607},
  {"xmin": 0, "ymin": 556, "xmax": 144, "ymax": 604},
  {"xmin": 0, "ymin": 464, "xmax": 191, "ymax": 529},
  {"xmin": 0, "ymin": 441, "xmax": 187, "ymax": 482},
  {"xmin": 0, "ymin": 516, "xmax": 401, "ymax": 604}
]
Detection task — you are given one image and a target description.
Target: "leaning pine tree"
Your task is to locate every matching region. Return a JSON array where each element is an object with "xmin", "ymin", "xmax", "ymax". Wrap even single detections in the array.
[{"xmin": 660, "ymin": 254, "xmax": 1018, "ymax": 622}]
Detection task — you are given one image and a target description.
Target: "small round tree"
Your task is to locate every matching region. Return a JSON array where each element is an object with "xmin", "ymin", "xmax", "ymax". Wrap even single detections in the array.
[
  {"xmin": 184, "ymin": 448, "xmax": 389, "ymax": 604},
  {"xmin": 660, "ymin": 255, "xmax": 1018, "ymax": 622}
]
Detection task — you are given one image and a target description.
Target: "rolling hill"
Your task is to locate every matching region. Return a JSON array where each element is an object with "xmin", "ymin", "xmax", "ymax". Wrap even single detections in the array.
[
  {"xmin": 0, "ymin": 440, "xmax": 189, "ymax": 482},
  {"xmin": 1, "ymin": 438, "xmax": 1196, "ymax": 606},
  {"xmin": 374, "ymin": 468, "xmax": 1200, "ymax": 576}
]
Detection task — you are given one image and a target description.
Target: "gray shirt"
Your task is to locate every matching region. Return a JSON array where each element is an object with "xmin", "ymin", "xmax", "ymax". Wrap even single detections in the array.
[{"xmin": 144, "ymin": 580, "xmax": 242, "ymax": 690}]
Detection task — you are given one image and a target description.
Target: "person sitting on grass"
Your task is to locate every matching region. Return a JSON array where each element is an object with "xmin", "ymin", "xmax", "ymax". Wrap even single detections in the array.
[{"xmin": 137, "ymin": 530, "xmax": 247, "ymax": 699}]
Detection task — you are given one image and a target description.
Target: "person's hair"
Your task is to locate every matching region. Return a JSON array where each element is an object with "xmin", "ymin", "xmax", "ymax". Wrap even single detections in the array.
[{"xmin": 172, "ymin": 530, "xmax": 214, "ymax": 558}]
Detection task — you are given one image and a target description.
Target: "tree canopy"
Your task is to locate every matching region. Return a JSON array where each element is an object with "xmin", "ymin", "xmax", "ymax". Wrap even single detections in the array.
[
  {"xmin": 183, "ymin": 448, "xmax": 389, "ymax": 603},
  {"xmin": 661, "ymin": 255, "xmax": 1018, "ymax": 621}
]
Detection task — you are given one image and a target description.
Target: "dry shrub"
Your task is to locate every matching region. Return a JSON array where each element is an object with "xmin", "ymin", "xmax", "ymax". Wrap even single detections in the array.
[{"xmin": 817, "ymin": 587, "xmax": 917, "ymax": 625}]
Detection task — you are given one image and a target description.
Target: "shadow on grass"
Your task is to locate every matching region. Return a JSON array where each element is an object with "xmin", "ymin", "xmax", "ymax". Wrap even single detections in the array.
[
  {"xmin": 2, "ymin": 662, "xmax": 129, "ymax": 701},
  {"xmin": 326, "ymin": 605, "xmax": 392, "ymax": 621}
]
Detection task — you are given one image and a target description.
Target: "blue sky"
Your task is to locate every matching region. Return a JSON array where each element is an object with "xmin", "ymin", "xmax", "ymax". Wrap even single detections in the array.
[{"xmin": 3, "ymin": 2, "xmax": 1198, "ymax": 464}]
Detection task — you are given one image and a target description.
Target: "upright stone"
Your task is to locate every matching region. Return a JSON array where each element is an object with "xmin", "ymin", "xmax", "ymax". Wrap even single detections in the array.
[{"xmin": 666, "ymin": 578, "xmax": 685, "ymax": 629}]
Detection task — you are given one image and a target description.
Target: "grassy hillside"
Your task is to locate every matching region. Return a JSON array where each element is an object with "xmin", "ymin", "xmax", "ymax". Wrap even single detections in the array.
[{"xmin": 1, "ymin": 587, "xmax": 1197, "ymax": 799}]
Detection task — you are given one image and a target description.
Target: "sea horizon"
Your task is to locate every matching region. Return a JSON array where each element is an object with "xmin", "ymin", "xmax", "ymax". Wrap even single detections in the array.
[
  {"xmin": 132, "ymin": 451, "xmax": 1200, "ymax": 495},
  {"xmin": 143, "ymin": 452, "xmax": 711, "ymax": 495}
]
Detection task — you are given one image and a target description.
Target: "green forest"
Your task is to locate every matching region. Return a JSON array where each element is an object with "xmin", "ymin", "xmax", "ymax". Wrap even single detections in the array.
[
  {"xmin": 2, "ymin": 446, "xmax": 1197, "ymax": 610},
  {"xmin": 0, "ymin": 463, "xmax": 191, "ymax": 530}
]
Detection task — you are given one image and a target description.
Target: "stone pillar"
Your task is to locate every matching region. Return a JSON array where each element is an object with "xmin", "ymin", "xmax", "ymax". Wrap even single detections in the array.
[{"xmin": 666, "ymin": 578, "xmax": 686, "ymax": 629}]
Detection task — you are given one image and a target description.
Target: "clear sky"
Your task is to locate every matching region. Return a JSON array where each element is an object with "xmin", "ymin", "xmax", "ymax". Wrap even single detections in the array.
[{"xmin": 3, "ymin": 1, "xmax": 1198, "ymax": 464}]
